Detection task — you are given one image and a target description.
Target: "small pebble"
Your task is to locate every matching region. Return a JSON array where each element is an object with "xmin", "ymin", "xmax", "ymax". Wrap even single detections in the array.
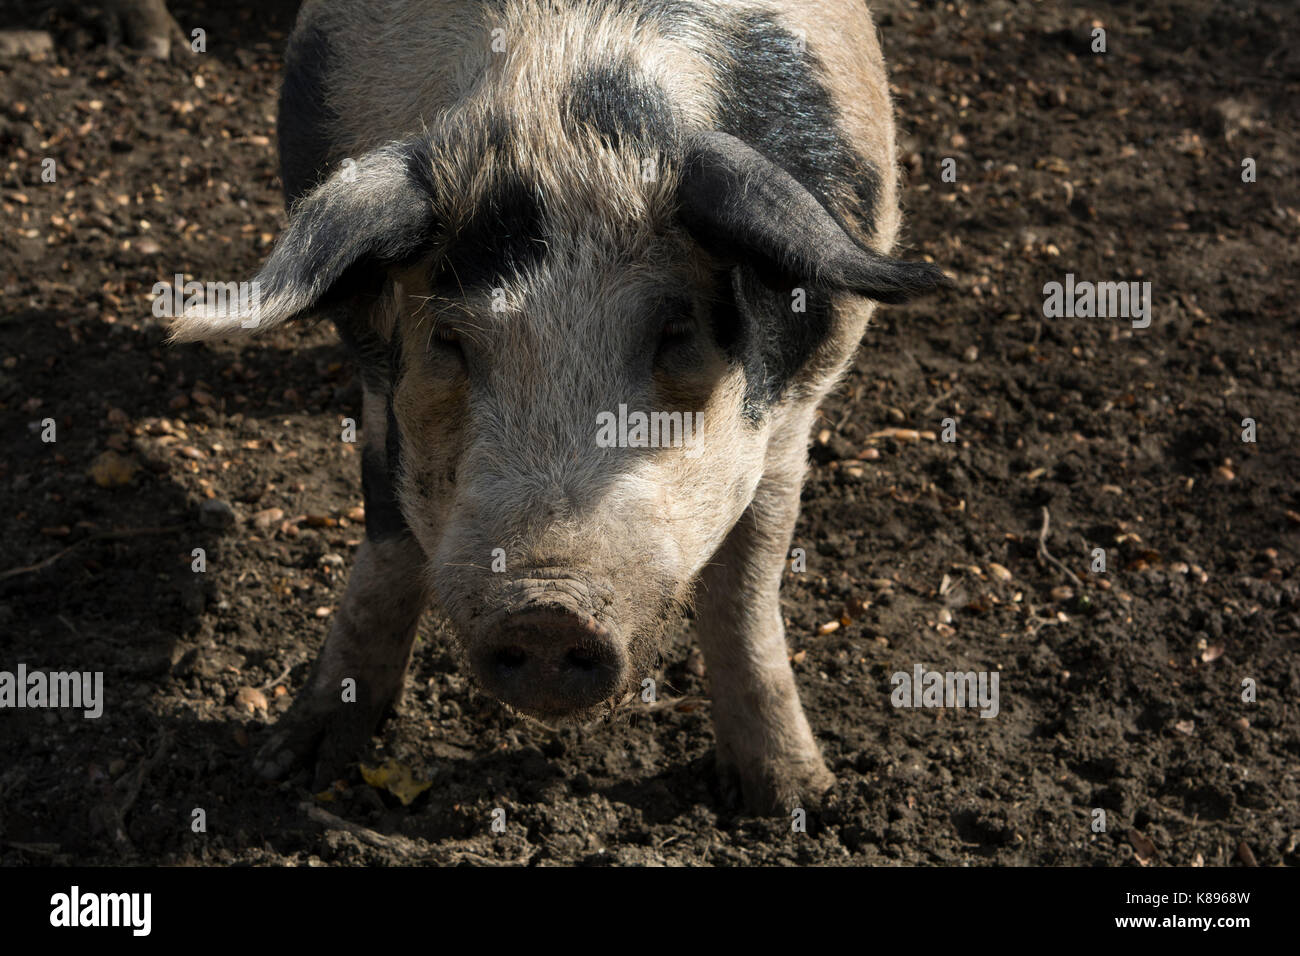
[
  {"xmin": 252, "ymin": 507, "xmax": 284, "ymax": 530},
  {"xmin": 234, "ymin": 686, "xmax": 267, "ymax": 715},
  {"xmin": 988, "ymin": 563, "xmax": 1013, "ymax": 582},
  {"xmin": 198, "ymin": 498, "xmax": 236, "ymax": 529}
]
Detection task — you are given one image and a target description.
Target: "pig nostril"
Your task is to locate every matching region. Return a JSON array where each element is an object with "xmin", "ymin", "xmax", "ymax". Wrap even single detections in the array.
[
  {"xmin": 564, "ymin": 647, "xmax": 601, "ymax": 672},
  {"xmin": 493, "ymin": 647, "xmax": 527, "ymax": 675}
]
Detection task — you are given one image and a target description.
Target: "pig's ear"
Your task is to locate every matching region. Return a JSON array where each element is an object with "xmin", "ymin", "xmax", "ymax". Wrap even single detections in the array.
[
  {"xmin": 169, "ymin": 141, "xmax": 436, "ymax": 342},
  {"xmin": 678, "ymin": 131, "xmax": 947, "ymax": 304}
]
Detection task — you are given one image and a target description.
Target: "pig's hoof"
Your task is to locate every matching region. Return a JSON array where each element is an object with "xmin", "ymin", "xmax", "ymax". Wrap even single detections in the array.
[
  {"xmin": 718, "ymin": 754, "xmax": 836, "ymax": 816},
  {"xmin": 253, "ymin": 713, "xmax": 328, "ymax": 781},
  {"xmin": 254, "ymin": 702, "xmax": 382, "ymax": 788}
]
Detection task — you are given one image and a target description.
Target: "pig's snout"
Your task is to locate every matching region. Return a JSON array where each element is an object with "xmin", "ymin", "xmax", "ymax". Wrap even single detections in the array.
[{"xmin": 472, "ymin": 607, "xmax": 625, "ymax": 717}]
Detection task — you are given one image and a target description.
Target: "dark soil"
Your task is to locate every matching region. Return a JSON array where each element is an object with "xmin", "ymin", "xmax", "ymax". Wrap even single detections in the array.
[{"xmin": 1, "ymin": 0, "xmax": 1298, "ymax": 866}]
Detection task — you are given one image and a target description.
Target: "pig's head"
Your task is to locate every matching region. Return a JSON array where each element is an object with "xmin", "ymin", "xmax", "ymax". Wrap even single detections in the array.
[{"xmin": 171, "ymin": 121, "xmax": 944, "ymax": 722}]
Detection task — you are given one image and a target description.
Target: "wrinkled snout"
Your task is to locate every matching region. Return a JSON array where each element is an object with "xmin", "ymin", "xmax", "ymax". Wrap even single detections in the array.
[{"xmin": 470, "ymin": 607, "xmax": 626, "ymax": 717}]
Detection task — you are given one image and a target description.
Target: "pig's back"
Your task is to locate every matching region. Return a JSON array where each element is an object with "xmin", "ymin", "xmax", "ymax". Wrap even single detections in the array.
[{"xmin": 280, "ymin": 0, "xmax": 895, "ymax": 250}]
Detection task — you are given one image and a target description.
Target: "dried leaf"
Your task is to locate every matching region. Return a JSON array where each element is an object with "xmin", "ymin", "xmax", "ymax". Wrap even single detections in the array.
[
  {"xmin": 360, "ymin": 759, "xmax": 431, "ymax": 806},
  {"xmin": 1127, "ymin": 828, "xmax": 1157, "ymax": 863}
]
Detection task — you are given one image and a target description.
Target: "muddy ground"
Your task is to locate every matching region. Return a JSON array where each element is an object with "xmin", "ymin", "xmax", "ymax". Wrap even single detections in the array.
[{"xmin": 1, "ymin": 0, "xmax": 1297, "ymax": 867}]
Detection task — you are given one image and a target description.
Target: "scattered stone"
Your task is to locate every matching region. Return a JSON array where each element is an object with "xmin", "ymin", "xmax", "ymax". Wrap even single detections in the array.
[
  {"xmin": 198, "ymin": 498, "xmax": 236, "ymax": 529},
  {"xmin": 234, "ymin": 686, "xmax": 268, "ymax": 715},
  {"xmin": 1126, "ymin": 828, "xmax": 1157, "ymax": 864},
  {"xmin": 0, "ymin": 31, "xmax": 54, "ymax": 58},
  {"xmin": 988, "ymin": 563, "xmax": 1013, "ymax": 582},
  {"xmin": 252, "ymin": 507, "xmax": 284, "ymax": 531}
]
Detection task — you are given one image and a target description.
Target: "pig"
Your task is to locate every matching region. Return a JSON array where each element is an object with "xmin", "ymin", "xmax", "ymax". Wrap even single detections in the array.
[{"xmin": 171, "ymin": 0, "xmax": 945, "ymax": 814}]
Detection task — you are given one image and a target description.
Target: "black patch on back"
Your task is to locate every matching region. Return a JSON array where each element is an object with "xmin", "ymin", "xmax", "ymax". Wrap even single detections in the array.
[
  {"xmin": 278, "ymin": 19, "xmax": 339, "ymax": 206},
  {"xmin": 599, "ymin": 0, "xmax": 879, "ymax": 229},
  {"xmin": 437, "ymin": 174, "xmax": 548, "ymax": 290},
  {"xmin": 564, "ymin": 63, "xmax": 680, "ymax": 151},
  {"xmin": 710, "ymin": 11, "xmax": 879, "ymax": 240}
]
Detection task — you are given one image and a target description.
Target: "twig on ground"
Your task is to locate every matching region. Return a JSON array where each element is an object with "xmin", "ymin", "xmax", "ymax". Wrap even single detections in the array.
[
  {"xmin": 91, "ymin": 730, "xmax": 172, "ymax": 849},
  {"xmin": 634, "ymin": 694, "xmax": 709, "ymax": 714},
  {"xmin": 921, "ymin": 384, "xmax": 963, "ymax": 416},
  {"xmin": 301, "ymin": 803, "xmax": 533, "ymax": 865},
  {"xmin": 258, "ymin": 661, "xmax": 297, "ymax": 692},
  {"xmin": 0, "ymin": 526, "xmax": 183, "ymax": 582},
  {"xmin": 1036, "ymin": 507, "xmax": 1083, "ymax": 589},
  {"xmin": 117, "ymin": 731, "xmax": 172, "ymax": 822},
  {"xmin": 2, "ymin": 841, "xmax": 68, "ymax": 863},
  {"xmin": 300, "ymin": 802, "xmax": 423, "ymax": 855}
]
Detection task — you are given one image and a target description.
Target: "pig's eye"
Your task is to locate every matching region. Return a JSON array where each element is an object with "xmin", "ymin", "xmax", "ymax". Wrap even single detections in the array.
[
  {"xmin": 653, "ymin": 299, "xmax": 700, "ymax": 368},
  {"xmin": 429, "ymin": 324, "xmax": 467, "ymax": 367},
  {"xmin": 662, "ymin": 317, "xmax": 692, "ymax": 340},
  {"xmin": 657, "ymin": 315, "xmax": 695, "ymax": 351},
  {"xmin": 432, "ymin": 324, "xmax": 465, "ymax": 355}
]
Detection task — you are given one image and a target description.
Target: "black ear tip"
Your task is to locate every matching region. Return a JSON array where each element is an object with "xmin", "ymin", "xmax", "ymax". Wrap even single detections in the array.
[
  {"xmin": 858, "ymin": 258, "xmax": 951, "ymax": 304},
  {"xmin": 908, "ymin": 260, "xmax": 952, "ymax": 289}
]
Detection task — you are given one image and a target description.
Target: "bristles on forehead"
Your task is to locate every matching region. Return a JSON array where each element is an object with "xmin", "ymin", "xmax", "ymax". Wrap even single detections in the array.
[{"xmin": 419, "ymin": 0, "xmax": 719, "ymax": 244}]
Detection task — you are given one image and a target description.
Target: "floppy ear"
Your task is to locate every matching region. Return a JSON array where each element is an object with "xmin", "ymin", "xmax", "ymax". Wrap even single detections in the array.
[
  {"xmin": 169, "ymin": 141, "xmax": 435, "ymax": 342},
  {"xmin": 678, "ymin": 130, "xmax": 947, "ymax": 303}
]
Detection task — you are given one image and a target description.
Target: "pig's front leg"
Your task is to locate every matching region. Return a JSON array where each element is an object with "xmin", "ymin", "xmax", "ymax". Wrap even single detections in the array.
[
  {"xmin": 253, "ymin": 533, "xmax": 429, "ymax": 785},
  {"xmin": 255, "ymin": 384, "xmax": 430, "ymax": 786},
  {"xmin": 695, "ymin": 443, "xmax": 835, "ymax": 815}
]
